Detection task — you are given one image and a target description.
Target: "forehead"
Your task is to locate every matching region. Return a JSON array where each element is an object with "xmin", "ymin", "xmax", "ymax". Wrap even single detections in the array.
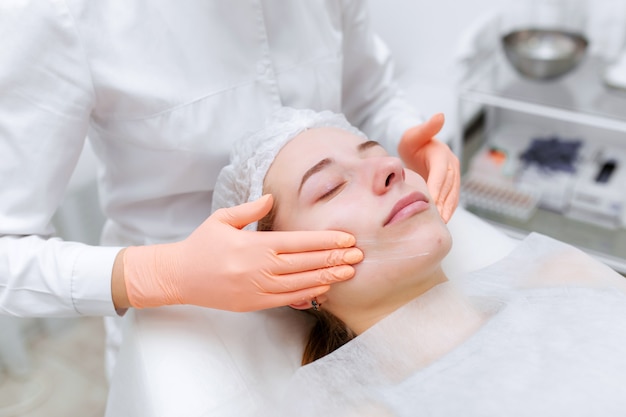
[{"xmin": 273, "ymin": 127, "xmax": 366, "ymax": 169}]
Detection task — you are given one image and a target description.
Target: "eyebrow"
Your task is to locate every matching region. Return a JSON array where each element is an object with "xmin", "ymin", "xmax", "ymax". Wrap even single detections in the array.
[
  {"xmin": 358, "ymin": 140, "xmax": 382, "ymax": 152},
  {"xmin": 297, "ymin": 140, "xmax": 383, "ymax": 194}
]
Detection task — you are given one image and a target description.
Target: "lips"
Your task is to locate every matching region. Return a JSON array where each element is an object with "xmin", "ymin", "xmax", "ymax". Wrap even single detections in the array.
[{"xmin": 383, "ymin": 191, "xmax": 430, "ymax": 227}]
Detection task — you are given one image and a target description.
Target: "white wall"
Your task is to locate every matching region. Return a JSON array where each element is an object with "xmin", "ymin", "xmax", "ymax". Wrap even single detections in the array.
[{"xmin": 367, "ymin": 0, "xmax": 502, "ymax": 142}]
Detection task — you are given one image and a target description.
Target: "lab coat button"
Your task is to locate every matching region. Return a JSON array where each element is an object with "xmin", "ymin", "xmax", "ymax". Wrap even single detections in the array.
[{"xmin": 256, "ymin": 61, "xmax": 268, "ymax": 75}]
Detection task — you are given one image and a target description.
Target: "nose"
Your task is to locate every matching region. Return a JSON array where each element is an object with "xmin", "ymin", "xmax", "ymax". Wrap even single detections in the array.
[{"xmin": 372, "ymin": 157, "xmax": 405, "ymax": 195}]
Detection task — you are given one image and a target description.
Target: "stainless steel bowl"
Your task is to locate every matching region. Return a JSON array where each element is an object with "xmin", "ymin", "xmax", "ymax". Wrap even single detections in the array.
[{"xmin": 502, "ymin": 29, "xmax": 588, "ymax": 80}]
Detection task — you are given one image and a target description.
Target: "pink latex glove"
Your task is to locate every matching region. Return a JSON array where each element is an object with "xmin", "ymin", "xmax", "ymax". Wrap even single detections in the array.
[
  {"xmin": 122, "ymin": 195, "xmax": 363, "ymax": 312},
  {"xmin": 397, "ymin": 113, "xmax": 460, "ymax": 223}
]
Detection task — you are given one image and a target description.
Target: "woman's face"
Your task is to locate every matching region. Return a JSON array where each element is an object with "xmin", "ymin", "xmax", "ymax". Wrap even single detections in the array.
[{"xmin": 264, "ymin": 127, "xmax": 452, "ymax": 331}]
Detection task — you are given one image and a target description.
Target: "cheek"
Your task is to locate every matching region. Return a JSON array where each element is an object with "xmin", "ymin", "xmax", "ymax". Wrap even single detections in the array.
[
  {"xmin": 281, "ymin": 196, "xmax": 373, "ymax": 234},
  {"xmin": 274, "ymin": 204, "xmax": 335, "ymax": 232},
  {"xmin": 316, "ymin": 196, "xmax": 373, "ymax": 234},
  {"xmin": 404, "ymin": 169, "xmax": 429, "ymax": 195}
]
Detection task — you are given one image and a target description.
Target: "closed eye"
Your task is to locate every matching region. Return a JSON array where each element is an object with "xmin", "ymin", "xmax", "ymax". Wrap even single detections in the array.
[{"xmin": 318, "ymin": 182, "xmax": 346, "ymax": 201}]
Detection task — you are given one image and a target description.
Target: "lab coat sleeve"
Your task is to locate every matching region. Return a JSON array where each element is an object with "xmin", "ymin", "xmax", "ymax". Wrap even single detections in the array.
[
  {"xmin": 0, "ymin": 1, "xmax": 119, "ymax": 317},
  {"xmin": 339, "ymin": 0, "xmax": 424, "ymax": 155}
]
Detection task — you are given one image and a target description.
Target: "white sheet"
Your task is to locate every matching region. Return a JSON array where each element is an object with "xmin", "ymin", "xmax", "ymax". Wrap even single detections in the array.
[{"xmin": 276, "ymin": 233, "xmax": 626, "ymax": 416}]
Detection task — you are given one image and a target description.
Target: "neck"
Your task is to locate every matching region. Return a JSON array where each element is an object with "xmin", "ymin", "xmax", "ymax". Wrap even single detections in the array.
[
  {"xmin": 358, "ymin": 281, "xmax": 487, "ymax": 378},
  {"xmin": 346, "ymin": 266, "xmax": 450, "ymax": 335},
  {"xmin": 400, "ymin": 282, "xmax": 486, "ymax": 369}
]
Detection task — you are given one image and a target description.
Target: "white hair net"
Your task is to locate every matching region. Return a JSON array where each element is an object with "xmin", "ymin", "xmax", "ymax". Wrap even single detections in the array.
[{"xmin": 211, "ymin": 107, "xmax": 366, "ymax": 230}]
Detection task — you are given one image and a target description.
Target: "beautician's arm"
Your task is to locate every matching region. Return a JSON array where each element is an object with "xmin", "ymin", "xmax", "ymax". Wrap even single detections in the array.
[
  {"xmin": 112, "ymin": 249, "xmax": 131, "ymax": 310},
  {"xmin": 0, "ymin": 1, "xmax": 122, "ymax": 317}
]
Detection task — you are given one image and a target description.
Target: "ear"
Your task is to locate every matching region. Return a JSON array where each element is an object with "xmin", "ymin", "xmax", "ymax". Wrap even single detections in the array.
[
  {"xmin": 289, "ymin": 300, "xmax": 313, "ymax": 310},
  {"xmin": 289, "ymin": 294, "xmax": 327, "ymax": 310}
]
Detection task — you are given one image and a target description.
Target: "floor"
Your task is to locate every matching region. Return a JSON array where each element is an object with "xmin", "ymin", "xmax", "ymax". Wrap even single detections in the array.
[{"xmin": 0, "ymin": 317, "xmax": 108, "ymax": 417}]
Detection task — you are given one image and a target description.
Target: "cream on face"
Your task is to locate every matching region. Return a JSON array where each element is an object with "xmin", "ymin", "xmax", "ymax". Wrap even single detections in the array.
[{"xmin": 264, "ymin": 127, "xmax": 452, "ymax": 333}]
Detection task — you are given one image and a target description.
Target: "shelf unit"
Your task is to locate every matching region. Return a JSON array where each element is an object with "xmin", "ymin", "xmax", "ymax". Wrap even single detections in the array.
[{"xmin": 457, "ymin": 49, "xmax": 626, "ymax": 274}]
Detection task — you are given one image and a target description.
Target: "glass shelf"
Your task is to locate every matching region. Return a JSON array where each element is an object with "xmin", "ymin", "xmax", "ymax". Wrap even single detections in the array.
[
  {"xmin": 460, "ymin": 52, "xmax": 626, "ymax": 134},
  {"xmin": 458, "ymin": 50, "xmax": 626, "ymax": 275},
  {"xmin": 465, "ymin": 202, "xmax": 626, "ymax": 275}
]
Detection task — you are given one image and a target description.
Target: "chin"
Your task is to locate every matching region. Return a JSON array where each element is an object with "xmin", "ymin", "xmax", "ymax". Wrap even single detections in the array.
[
  {"xmin": 429, "ymin": 225, "xmax": 453, "ymax": 261},
  {"xmin": 355, "ymin": 217, "xmax": 451, "ymax": 279},
  {"xmin": 393, "ymin": 213, "xmax": 452, "ymax": 267}
]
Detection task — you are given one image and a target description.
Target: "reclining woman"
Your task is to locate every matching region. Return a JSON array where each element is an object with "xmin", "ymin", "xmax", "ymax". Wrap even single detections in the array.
[{"xmin": 212, "ymin": 108, "xmax": 626, "ymax": 416}]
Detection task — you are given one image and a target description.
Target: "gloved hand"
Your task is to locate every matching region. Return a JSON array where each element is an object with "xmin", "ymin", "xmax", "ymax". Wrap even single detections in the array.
[
  {"xmin": 120, "ymin": 195, "xmax": 363, "ymax": 312},
  {"xmin": 397, "ymin": 113, "xmax": 460, "ymax": 223}
]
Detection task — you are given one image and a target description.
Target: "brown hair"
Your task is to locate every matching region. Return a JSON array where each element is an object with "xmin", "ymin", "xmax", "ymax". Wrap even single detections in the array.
[
  {"xmin": 257, "ymin": 203, "xmax": 277, "ymax": 232},
  {"xmin": 257, "ymin": 194, "xmax": 356, "ymax": 365},
  {"xmin": 301, "ymin": 309, "xmax": 355, "ymax": 365}
]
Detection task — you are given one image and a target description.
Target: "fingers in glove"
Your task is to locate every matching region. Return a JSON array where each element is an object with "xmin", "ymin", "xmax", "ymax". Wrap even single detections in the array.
[
  {"xmin": 251, "ymin": 285, "xmax": 332, "ymax": 311},
  {"xmin": 261, "ymin": 265, "xmax": 356, "ymax": 294},
  {"xmin": 420, "ymin": 113, "xmax": 445, "ymax": 142},
  {"xmin": 274, "ymin": 247, "xmax": 363, "ymax": 275},
  {"xmin": 262, "ymin": 229, "xmax": 357, "ymax": 253},
  {"xmin": 398, "ymin": 113, "xmax": 445, "ymax": 160},
  {"xmin": 429, "ymin": 161, "xmax": 459, "ymax": 222},
  {"xmin": 439, "ymin": 167, "xmax": 460, "ymax": 223},
  {"xmin": 214, "ymin": 194, "xmax": 274, "ymax": 229}
]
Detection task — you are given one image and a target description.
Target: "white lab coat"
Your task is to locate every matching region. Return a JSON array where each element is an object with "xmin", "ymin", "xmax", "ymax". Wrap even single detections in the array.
[{"xmin": 0, "ymin": 0, "xmax": 421, "ymax": 317}]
